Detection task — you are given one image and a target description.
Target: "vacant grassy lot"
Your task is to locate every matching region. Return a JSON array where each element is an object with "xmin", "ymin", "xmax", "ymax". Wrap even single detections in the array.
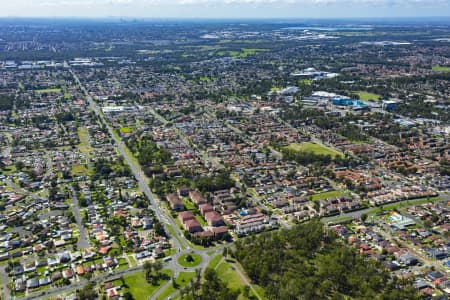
[
  {"xmin": 77, "ymin": 127, "xmax": 93, "ymax": 153},
  {"xmin": 215, "ymin": 260, "xmax": 265, "ymax": 300},
  {"xmin": 35, "ymin": 88, "xmax": 62, "ymax": 94},
  {"xmin": 207, "ymin": 254, "xmax": 223, "ymax": 270},
  {"xmin": 71, "ymin": 164, "xmax": 90, "ymax": 176},
  {"xmin": 298, "ymin": 79, "xmax": 312, "ymax": 84},
  {"xmin": 216, "ymin": 260, "xmax": 243, "ymax": 291},
  {"xmin": 123, "ymin": 269, "xmax": 173, "ymax": 300},
  {"xmin": 432, "ymin": 65, "xmax": 450, "ymax": 72},
  {"xmin": 119, "ymin": 127, "xmax": 133, "ymax": 134},
  {"xmin": 354, "ymin": 91, "xmax": 381, "ymax": 101},
  {"xmin": 380, "ymin": 196, "xmax": 443, "ymax": 212},
  {"xmin": 217, "ymin": 48, "xmax": 269, "ymax": 58},
  {"xmin": 239, "ymin": 48, "xmax": 269, "ymax": 57},
  {"xmin": 311, "ymin": 190, "xmax": 348, "ymax": 201},
  {"xmin": 285, "ymin": 142, "xmax": 343, "ymax": 158},
  {"xmin": 157, "ymin": 271, "xmax": 197, "ymax": 300},
  {"xmin": 1, "ymin": 165, "xmax": 16, "ymax": 175}
]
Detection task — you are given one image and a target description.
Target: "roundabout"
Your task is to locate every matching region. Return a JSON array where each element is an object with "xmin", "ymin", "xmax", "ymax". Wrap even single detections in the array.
[{"xmin": 177, "ymin": 252, "xmax": 203, "ymax": 268}]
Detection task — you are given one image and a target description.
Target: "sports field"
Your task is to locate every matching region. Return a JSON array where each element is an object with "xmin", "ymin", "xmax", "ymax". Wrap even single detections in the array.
[{"xmin": 285, "ymin": 142, "xmax": 343, "ymax": 158}]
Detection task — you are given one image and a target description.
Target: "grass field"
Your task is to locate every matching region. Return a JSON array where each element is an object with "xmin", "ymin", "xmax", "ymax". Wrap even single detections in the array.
[
  {"xmin": 215, "ymin": 260, "xmax": 264, "ymax": 300},
  {"xmin": 157, "ymin": 271, "xmax": 197, "ymax": 300},
  {"xmin": 216, "ymin": 260, "xmax": 243, "ymax": 291},
  {"xmin": 239, "ymin": 48, "xmax": 269, "ymax": 57},
  {"xmin": 35, "ymin": 88, "xmax": 62, "ymax": 94},
  {"xmin": 311, "ymin": 190, "xmax": 348, "ymax": 201},
  {"xmin": 119, "ymin": 127, "xmax": 133, "ymax": 134},
  {"xmin": 1, "ymin": 165, "xmax": 16, "ymax": 175},
  {"xmin": 354, "ymin": 91, "xmax": 381, "ymax": 101},
  {"xmin": 432, "ymin": 66, "xmax": 450, "ymax": 72},
  {"xmin": 77, "ymin": 127, "xmax": 93, "ymax": 153},
  {"xmin": 285, "ymin": 142, "xmax": 343, "ymax": 158},
  {"xmin": 177, "ymin": 253, "xmax": 202, "ymax": 267},
  {"xmin": 217, "ymin": 48, "xmax": 269, "ymax": 58},
  {"xmin": 127, "ymin": 254, "xmax": 137, "ymax": 267},
  {"xmin": 270, "ymin": 87, "xmax": 281, "ymax": 92},
  {"xmin": 123, "ymin": 269, "xmax": 173, "ymax": 300},
  {"xmin": 207, "ymin": 254, "xmax": 224, "ymax": 270},
  {"xmin": 71, "ymin": 164, "xmax": 90, "ymax": 176},
  {"xmin": 298, "ymin": 79, "xmax": 312, "ymax": 84},
  {"xmin": 379, "ymin": 196, "xmax": 443, "ymax": 212}
]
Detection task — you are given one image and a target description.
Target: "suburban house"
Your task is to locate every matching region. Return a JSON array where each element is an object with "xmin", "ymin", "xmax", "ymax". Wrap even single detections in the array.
[
  {"xmin": 166, "ymin": 193, "xmax": 184, "ymax": 210},
  {"xmin": 204, "ymin": 211, "xmax": 225, "ymax": 227},
  {"xmin": 189, "ymin": 190, "xmax": 206, "ymax": 205}
]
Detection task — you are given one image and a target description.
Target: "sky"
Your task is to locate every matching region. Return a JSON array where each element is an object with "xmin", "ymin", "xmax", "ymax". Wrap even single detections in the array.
[{"xmin": 0, "ymin": 0, "xmax": 449, "ymax": 18}]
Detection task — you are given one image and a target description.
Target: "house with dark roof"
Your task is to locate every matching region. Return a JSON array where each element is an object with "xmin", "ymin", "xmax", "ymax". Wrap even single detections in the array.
[
  {"xmin": 179, "ymin": 211, "xmax": 195, "ymax": 224},
  {"xmin": 399, "ymin": 253, "xmax": 419, "ymax": 266},
  {"xmin": 26, "ymin": 278, "xmax": 39, "ymax": 289},
  {"xmin": 204, "ymin": 211, "xmax": 224, "ymax": 227},
  {"xmin": 166, "ymin": 193, "xmax": 184, "ymax": 210},
  {"xmin": 184, "ymin": 219, "xmax": 203, "ymax": 233},
  {"xmin": 199, "ymin": 203, "xmax": 214, "ymax": 217},
  {"xmin": 189, "ymin": 190, "xmax": 206, "ymax": 205}
]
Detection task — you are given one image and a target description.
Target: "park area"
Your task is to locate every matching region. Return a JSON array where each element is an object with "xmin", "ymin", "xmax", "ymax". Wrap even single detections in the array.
[
  {"xmin": 119, "ymin": 269, "xmax": 173, "ymax": 300},
  {"xmin": 77, "ymin": 127, "xmax": 94, "ymax": 153},
  {"xmin": 353, "ymin": 91, "xmax": 381, "ymax": 101},
  {"xmin": 432, "ymin": 65, "xmax": 450, "ymax": 72},
  {"xmin": 34, "ymin": 88, "xmax": 62, "ymax": 94},
  {"xmin": 211, "ymin": 255, "xmax": 265, "ymax": 300},
  {"xmin": 284, "ymin": 142, "xmax": 343, "ymax": 158},
  {"xmin": 217, "ymin": 48, "xmax": 269, "ymax": 58}
]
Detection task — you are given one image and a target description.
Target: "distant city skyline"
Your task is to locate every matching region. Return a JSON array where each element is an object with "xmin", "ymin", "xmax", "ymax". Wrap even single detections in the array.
[{"xmin": 0, "ymin": 0, "xmax": 449, "ymax": 19}]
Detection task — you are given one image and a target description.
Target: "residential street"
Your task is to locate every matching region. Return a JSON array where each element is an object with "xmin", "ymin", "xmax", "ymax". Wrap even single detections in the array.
[
  {"xmin": 68, "ymin": 186, "xmax": 90, "ymax": 249},
  {"xmin": 71, "ymin": 67, "xmax": 189, "ymax": 252}
]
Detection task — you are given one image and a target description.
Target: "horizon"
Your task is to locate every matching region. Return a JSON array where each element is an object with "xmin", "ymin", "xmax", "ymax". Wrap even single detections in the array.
[{"xmin": 0, "ymin": 16, "xmax": 449, "ymax": 25}]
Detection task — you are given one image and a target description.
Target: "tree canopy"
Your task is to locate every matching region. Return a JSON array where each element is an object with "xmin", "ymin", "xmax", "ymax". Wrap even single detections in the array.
[{"xmin": 232, "ymin": 220, "xmax": 420, "ymax": 300}]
